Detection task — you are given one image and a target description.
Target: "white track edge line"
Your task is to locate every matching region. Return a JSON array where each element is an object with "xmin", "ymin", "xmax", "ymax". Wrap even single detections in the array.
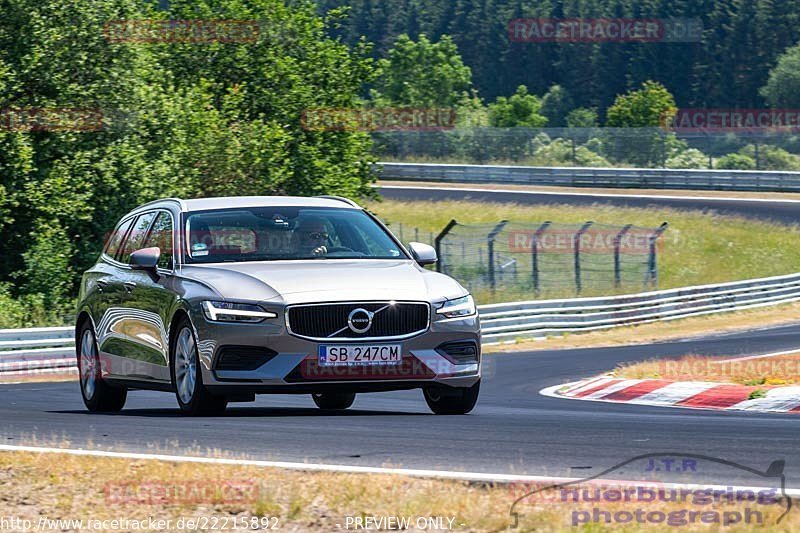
[
  {"xmin": 718, "ymin": 348, "xmax": 800, "ymax": 363},
  {"xmin": 2, "ymin": 444, "xmax": 798, "ymax": 497}
]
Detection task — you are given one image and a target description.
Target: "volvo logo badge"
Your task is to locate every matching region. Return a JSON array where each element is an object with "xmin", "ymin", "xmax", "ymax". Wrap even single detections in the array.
[{"xmin": 347, "ymin": 308, "xmax": 374, "ymax": 334}]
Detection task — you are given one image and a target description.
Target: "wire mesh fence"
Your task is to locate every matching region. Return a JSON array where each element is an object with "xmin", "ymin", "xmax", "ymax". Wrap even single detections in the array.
[
  {"xmin": 432, "ymin": 220, "xmax": 667, "ymax": 297},
  {"xmin": 372, "ymin": 127, "xmax": 800, "ymax": 170}
]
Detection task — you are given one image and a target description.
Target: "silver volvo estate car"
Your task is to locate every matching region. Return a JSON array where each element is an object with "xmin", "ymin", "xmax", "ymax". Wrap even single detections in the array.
[{"xmin": 76, "ymin": 196, "xmax": 481, "ymax": 416}]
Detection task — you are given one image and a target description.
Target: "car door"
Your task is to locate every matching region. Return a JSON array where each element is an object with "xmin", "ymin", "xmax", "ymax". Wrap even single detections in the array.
[
  {"xmin": 99, "ymin": 211, "xmax": 158, "ymax": 379},
  {"xmin": 120, "ymin": 210, "xmax": 177, "ymax": 383},
  {"xmin": 90, "ymin": 216, "xmax": 133, "ymax": 371}
]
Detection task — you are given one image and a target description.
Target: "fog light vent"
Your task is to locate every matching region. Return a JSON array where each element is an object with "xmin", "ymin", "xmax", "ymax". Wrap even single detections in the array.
[
  {"xmin": 215, "ymin": 346, "xmax": 277, "ymax": 371},
  {"xmin": 435, "ymin": 341, "xmax": 479, "ymax": 364}
]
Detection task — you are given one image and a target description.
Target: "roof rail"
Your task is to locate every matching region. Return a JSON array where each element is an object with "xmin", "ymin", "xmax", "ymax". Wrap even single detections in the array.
[
  {"xmin": 314, "ymin": 195, "xmax": 360, "ymax": 208},
  {"xmin": 130, "ymin": 197, "xmax": 186, "ymax": 212}
]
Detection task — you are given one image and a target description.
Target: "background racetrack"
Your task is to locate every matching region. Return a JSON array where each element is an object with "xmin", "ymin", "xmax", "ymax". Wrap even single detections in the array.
[
  {"xmin": 379, "ymin": 185, "xmax": 800, "ymax": 223},
  {"xmin": 3, "ymin": 324, "xmax": 800, "ymax": 488}
]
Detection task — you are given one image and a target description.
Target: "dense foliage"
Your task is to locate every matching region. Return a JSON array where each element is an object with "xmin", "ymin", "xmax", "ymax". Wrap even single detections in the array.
[
  {"xmin": 318, "ymin": 0, "xmax": 800, "ymax": 112},
  {"xmin": 0, "ymin": 0, "xmax": 377, "ymax": 324}
]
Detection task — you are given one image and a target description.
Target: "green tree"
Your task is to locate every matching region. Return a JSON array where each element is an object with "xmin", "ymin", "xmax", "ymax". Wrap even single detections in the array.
[
  {"xmin": 487, "ymin": 85, "xmax": 547, "ymax": 127},
  {"xmin": 606, "ymin": 81, "xmax": 678, "ymax": 128},
  {"xmin": 0, "ymin": 0, "xmax": 380, "ymax": 319},
  {"xmin": 566, "ymin": 108, "xmax": 599, "ymax": 128},
  {"xmin": 761, "ymin": 43, "xmax": 800, "ymax": 108},
  {"xmin": 540, "ymin": 85, "xmax": 574, "ymax": 127},
  {"xmin": 372, "ymin": 34, "xmax": 473, "ymax": 107}
]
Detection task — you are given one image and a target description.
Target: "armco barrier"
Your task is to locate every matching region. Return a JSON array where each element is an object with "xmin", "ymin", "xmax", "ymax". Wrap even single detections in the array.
[
  {"xmin": 479, "ymin": 272, "xmax": 800, "ymax": 343},
  {"xmin": 3, "ymin": 272, "xmax": 800, "ymax": 378},
  {"xmin": 0, "ymin": 326, "xmax": 77, "ymax": 380},
  {"xmin": 377, "ymin": 162, "xmax": 800, "ymax": 192}
]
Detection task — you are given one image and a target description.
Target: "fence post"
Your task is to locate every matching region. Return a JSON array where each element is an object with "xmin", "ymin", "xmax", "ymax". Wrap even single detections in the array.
[
  {"xmin": 434, "ymin": 219, "xmax": 458, "ymax": 273},
  {"xmin": 613, "ymin": 224, "xmax": 633, "ymax": 288},
  {"xmin": 647, "ymin": 222, "xmax": 669, "ymax": 287},
  {"xmin": 487, "ymin": 220, "xmax": 509, "ymax": 293},
  {"xmin": 531, "ymin": 221, "xmax": 552, "ymax": 295},
  {"xmin": 574, "ymin": 221, "xmax": 594, "ymax": 294}
]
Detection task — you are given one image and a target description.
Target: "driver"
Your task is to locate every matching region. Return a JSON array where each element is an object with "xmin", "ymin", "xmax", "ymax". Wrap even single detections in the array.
[{"xmin": 293, "ymin": 217, "xmax": 330, "ymax": 257}]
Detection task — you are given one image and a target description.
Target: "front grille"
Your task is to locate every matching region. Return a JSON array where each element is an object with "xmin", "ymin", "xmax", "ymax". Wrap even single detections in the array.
[
  {"xmin": 215, "ymin": 346, "xmax": 277, "ymax": 371},
  {"xmin": 287, "ymin": 302, "xmax": 429, "ymax": 339}
]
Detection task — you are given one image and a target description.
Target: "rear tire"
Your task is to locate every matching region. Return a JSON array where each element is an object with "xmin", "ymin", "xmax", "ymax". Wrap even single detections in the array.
[
  {"xmin": 77, "ymin": 321, "xmax": 127, "ymax": 413},
  {"xmin": 312, "ymin": 392, "xmax": 356, "ymax": 410},
  {"xmin": 423, "ymin": 380, "xmax": 480, "ymax": 415},
  {"xmin": 170, "ymin": 317, "xmax": 227, "ymax": 416}
]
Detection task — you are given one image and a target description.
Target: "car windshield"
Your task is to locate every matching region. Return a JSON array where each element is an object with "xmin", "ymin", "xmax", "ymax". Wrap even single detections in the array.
[{"xmin": 183, "ymin": 207, "xmax": 406, "ymax": 263}]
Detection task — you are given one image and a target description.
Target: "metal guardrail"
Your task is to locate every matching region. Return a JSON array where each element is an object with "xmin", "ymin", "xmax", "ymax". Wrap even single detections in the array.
[
  {"xmin": 377, "ymin": 162, "xmax": 800, "ymax": 192},
  {"xmin": 479, "ymin": 272, "xmax": 800, "ymax": 343},
  {"xmin": 3, "ymin": 272, "xmax": 800, "ymax": 377},
  {"xmin": 0, "ymin": 327, "xmax": 76, "ymax": 380}
]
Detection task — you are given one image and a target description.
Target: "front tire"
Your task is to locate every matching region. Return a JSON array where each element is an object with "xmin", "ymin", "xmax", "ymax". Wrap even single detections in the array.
[
  {"xmin": 423, "ymin": 380, "xmax": 480, "ymax": 415},
  {"xmin": 312, "ymin": 392, "xmax": 356, "ymax": 410},
  {"xmin": 170, "ymin": 317, "xmax": 227, "ymax": 416},
  {"xmin": 77, "ymin": 321, "xmax": 127, "ymax": 413}
]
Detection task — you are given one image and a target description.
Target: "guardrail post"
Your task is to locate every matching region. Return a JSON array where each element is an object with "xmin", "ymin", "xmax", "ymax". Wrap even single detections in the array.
[
  {"xmin": 647, "ymin": 222, "xmax": 669, "ymax": 287},
  {"xmin": 487, "ymin": 220, "xmax": 509, "ymax": 293},
  {"xmin": 574, "ymin": 221, "xmax": 594, "ymax": 294},
  {"xmin": 531, "ymin": 221, "xmax": 552, "ymax": 295},
  {"xmin": 613, "ymin": 224, "xmax": 633, "ymax": 288},
  {"xmin": 434, "ymin": 219, "xmax": 458, "ymax": 273}
]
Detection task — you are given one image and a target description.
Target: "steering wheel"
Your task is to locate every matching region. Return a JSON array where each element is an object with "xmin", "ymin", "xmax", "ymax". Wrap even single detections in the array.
[{"xmin": 325, "ymin": 246, "xmax": 355, "ymax": 254}]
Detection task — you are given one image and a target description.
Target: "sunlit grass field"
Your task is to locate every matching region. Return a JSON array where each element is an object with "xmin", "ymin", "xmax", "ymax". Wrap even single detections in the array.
[
  {"xmin": 1, "ymin": 450, "xmax": 795, "ymax": 532},
  {"xmin": 366, "ymin": 199, "xmax": 800, "ymax": 304}
]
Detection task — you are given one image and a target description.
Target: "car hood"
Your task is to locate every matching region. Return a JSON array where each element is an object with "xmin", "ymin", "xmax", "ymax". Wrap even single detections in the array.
[{"xmin": 179, "ymin": 260, "xmax": 466, "ymax": 304}]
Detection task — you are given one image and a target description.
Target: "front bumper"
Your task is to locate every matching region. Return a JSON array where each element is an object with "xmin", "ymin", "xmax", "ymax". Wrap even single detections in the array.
[{"xmin": 194, "ymin": 310, "xmax": 481, "ymax": 394}]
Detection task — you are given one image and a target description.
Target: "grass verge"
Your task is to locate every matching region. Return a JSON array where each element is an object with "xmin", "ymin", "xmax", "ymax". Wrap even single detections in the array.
[
  {"xmin": 0, "ymin": 450, "xmax": 795, "ymax": 532},
  {"xmin": 613, "ymin": 352, "xmax": 800, "ymax": 386},
  {"xmin": 366, "ymin": 198, "xmax": 800, "ymax": 305}
]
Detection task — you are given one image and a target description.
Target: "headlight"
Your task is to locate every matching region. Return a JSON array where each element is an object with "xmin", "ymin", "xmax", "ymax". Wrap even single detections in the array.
[
  {"xmin": 202, "ymin": 301, "xmax": 277, "ymax": 323},
  {"xmin": 436, "ymin": 295, "xmax": 476, "ymax": 319}
]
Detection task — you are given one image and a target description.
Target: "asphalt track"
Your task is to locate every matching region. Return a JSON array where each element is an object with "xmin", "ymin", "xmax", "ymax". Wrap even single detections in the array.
[
  {"xmin": 2, "ymin": 184, "xmax": 800, "ymax": 490},
  {"xmin": 2, "ymin": 324, "xmax": 800, "ymax": 488},
  {"xmin": 379, "ymin": 184, "xmax": 800, "ymax": 224}
]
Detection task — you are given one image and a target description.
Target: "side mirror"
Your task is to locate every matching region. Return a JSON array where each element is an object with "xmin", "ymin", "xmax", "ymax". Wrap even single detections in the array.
[
  {"xmin": 408, "ymin": 242, "xmax": 437, "ymax": 266},
  {"xmin": 130, "ymin": 247, "xmax": 160, "ymax": 276}
]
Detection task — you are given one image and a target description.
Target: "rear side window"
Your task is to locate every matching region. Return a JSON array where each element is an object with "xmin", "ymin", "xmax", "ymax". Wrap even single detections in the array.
[
  {"xmin": 143, "ymin": 211, "xmax": 174, "ymax": 269},
  {"xmin": 104, "ymin": 217, "xmax": 133, "ymax": 259},
  {"xmin": 119, "ymin": 212, "xmax": 156, "ymax": 264}
]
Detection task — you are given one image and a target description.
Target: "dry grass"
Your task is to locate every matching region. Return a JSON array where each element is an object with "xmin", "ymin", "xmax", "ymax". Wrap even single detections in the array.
[
  {"xmin": 0, "ymin": 450, "xmax": 796, "ymax": 532},
  {"xmin": 0, "ymin": 372, "xmax": 77, "ymax": 385},
  {"xmin": 485, "ymin": 301, "xmax": 800, "ymax": 354},
  {"xmin": 614, "ymin": 352, "xmax": 800, "ymax": 386}
]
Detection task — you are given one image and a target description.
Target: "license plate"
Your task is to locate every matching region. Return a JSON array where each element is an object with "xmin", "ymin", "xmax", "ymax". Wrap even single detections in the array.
[{"xmin": 318, "ymin": 344, "xmax": 402, "ymax": 366}]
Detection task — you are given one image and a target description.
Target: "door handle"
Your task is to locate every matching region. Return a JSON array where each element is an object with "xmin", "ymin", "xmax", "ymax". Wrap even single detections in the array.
[{"xmin": 123, "ymin": 282, "xmax": 137, "ymax": 293}]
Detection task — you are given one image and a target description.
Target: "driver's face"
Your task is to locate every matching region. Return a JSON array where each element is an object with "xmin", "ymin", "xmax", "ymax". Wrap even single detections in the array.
[{"xmin": 298, "ymin": 225, "xmax": 328, "ymax": 246}]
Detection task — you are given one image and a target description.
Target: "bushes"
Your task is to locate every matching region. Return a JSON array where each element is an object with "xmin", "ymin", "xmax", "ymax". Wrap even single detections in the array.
[
  {"xmin": 666, "ymin": 148, "xmax": 709, "ymax": 169},
  {"xmin": 738, "ymin": 145, "xmax": 800, "ymax": 171},
  {"xmin": 0, "ymin": 285, "xmax": 70, "ymax": 328},
  {"xmin": 715, "ymin": 153, "xmax": 757, "ymax": 170}
]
